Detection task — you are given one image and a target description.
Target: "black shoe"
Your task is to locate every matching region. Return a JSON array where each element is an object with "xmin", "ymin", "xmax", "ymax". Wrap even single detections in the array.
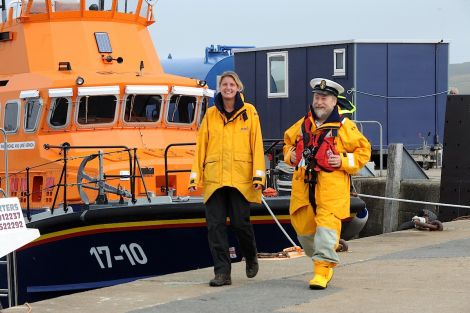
[
  {"xmin": 209, "ymin": 274, "xmax": 232, "ymax": 287},
  {"xmin": 246, "ymin": 258, "xmax": 259, "ymax": 278}
]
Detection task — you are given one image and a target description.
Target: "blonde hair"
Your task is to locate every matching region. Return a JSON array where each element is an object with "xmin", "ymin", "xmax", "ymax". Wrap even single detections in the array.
[{"xmin": 219, "ymin": 71, "xmax": 244, "ymax": 92}]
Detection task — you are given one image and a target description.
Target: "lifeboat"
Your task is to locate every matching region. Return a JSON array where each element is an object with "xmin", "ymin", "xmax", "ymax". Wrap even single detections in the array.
[{"xmin": 0, "ymin": 0, "xmax": 367, "ymax": 308}]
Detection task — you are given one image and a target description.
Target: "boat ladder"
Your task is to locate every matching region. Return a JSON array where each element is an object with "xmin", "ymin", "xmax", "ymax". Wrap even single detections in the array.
[{"xmin": 0, "ymin": 252, "xmax": 17, "ymax": 308}]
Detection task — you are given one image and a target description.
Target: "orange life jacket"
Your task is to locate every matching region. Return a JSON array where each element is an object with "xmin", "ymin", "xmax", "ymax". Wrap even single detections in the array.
[{"xmin": 294, "ymin": 114, "xmax": 340, "ymax": 172}]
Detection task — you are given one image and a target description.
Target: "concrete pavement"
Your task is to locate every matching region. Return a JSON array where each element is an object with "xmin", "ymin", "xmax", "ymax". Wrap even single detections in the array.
[{"xmin": 4, "ymin": 220, "xmax": 470, "ymax": 313}]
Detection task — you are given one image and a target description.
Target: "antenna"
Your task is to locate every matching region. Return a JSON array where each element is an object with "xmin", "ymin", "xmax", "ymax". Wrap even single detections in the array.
[{"xmin": 138, "ymin": 60, "xmax": 144, "ymax": 76}]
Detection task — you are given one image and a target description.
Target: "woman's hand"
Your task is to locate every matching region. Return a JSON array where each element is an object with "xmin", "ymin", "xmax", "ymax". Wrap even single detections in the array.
[
  {"xmin": 188, "ymin": 186, "xmax": 197, "ymax": 192},
  {"xmin": 253, "ymin": 184, "xmax": 262, "ymax": 190}
]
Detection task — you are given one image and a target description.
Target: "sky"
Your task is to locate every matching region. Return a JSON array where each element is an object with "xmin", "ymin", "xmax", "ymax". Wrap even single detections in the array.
[{"xmin": 150, "ymin": 0, "xmax": 469, "ymax": 64}]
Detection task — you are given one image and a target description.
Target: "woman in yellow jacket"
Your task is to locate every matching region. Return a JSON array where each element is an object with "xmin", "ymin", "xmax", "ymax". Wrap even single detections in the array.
[
  {"xmin": 284, "ymin": 78, "xmax": 371, "ymax": 290},
  {"xmin": 189, "ymin": 71, "xmax": 266, "ymax": 287}
]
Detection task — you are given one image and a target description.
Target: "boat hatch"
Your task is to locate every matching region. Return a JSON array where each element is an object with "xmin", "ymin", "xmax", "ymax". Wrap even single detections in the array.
[
  {"xmin": 203, "ymin": 89, "xmax": 215, "ymax": 98},
  {"xmin": 19, "ymin": 89, "xmax": 39, "ymax": 99},
  {"xmin": 171, "ymin": 86, "xmax": 205, "ymax": 97},
  {"xmin": 125, "ymin": 85, "xmax": 169, "ymax": 95},
  {"xmin": 77, "ymin": 86, "xmax": 119, "ymax": 96},
  {"xmin": 48, "ymin": 88, "xmax": 73, "ymax": 98}
]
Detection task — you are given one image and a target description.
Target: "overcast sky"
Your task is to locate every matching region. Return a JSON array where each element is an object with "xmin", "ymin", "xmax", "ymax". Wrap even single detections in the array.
[{"xmin": 150, "ymin": 0, "xmax": 469, "ymax": 64}]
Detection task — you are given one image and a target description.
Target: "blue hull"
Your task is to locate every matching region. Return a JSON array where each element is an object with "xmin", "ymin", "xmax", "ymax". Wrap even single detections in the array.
[{"xmin": 1, "ymin": 196, "xmax": 296, "ymax": 307}]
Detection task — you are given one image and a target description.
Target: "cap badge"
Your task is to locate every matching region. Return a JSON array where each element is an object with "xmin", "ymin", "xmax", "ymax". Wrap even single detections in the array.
[{"xmin": 320, "ymin": 80, "xmax": 326, "ymax": 90}]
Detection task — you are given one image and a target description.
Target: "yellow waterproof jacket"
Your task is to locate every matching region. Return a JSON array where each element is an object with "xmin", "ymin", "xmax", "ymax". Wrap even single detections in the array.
[
  {"xmin": 283, "ymin": 112, "xmax": 371, "ymax": 219},
  {"xmin": 189, "ymin": 93, "xmax": 265, "ymax": 203}
]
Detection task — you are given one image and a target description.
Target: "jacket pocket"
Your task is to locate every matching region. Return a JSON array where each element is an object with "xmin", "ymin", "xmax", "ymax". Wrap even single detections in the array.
[
  {"xmin": 203, "ymin": 154, "xmax": 220, "ymax": 183},
  {"xmin": 233, "ymin": 152, "xmax": 253, "ymax": 183}
]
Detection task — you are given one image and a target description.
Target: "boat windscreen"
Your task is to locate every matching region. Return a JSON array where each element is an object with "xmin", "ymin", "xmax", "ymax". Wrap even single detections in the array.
[
  {"xmin": 77, "ymin": 95, "xmax": 117, "ymax": 125},
  {"xmin": 124, "ymin": 94, "xmax": 162, "ymax": 123},
  {"xmin": 167, "ymin": 95, "xmax": 196, "ymax": 125}
]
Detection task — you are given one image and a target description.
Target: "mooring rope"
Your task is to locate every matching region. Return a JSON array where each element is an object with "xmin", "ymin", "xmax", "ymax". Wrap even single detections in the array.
[{"xmin": 357, "ymin": 193, "xmax": 470, "ymax": 209}]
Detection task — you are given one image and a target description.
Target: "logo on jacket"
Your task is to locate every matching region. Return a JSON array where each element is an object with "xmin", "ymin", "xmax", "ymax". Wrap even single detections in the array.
[{"xmin": 240, "ymin": 127, "xmax": 249, "ymax": 132}]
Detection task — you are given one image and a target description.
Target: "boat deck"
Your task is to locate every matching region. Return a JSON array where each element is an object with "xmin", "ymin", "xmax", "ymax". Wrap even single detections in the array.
[{"xmin": 4, "ymin": 220, "xmax": 470, "ymax": 313}]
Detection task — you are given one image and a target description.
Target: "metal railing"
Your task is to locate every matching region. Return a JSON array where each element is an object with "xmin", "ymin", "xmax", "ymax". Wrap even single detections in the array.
[{"xmin": 353, "ymin": 120, "xmax": 384, "ymax": 176}]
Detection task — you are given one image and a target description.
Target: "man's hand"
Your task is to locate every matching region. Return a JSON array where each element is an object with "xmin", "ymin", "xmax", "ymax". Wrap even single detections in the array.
[
  {"xmin": 328, "ymin": 154, "xmax": 342, "ymax": 168},
  {"xmin": 188, "ymin": 186, "xmax": 197, "ymax": 192}
]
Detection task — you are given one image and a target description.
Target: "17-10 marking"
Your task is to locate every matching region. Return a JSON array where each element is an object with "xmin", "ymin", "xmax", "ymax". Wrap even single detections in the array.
[{"xmin": 90, "ymin": 243, "xmax": 148, "ymax": 269}]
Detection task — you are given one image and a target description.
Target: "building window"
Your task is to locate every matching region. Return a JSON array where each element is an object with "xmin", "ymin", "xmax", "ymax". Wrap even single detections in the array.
[
  {"xmin": 333, "ymin": 48, "xmax": 346, "ymax": 76},
  {"xmin": 267, "ymin": 51, "xmax": 288, "ymax": 98}
]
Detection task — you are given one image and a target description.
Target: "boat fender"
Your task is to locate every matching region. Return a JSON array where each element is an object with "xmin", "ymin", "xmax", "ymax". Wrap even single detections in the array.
[{"xmin": 340, "ymin": 207, "xmax": 368, "ymax": 241}]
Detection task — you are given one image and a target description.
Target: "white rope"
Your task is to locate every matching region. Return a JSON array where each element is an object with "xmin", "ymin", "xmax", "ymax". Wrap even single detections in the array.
[
  {"xmin": 347, "ymin": 89, "xmax": 449, "ymax": 99},
  {"xmin": 261, "ymin": 196, "xmax": 299, "ymax": 248},
  {"xmin": 357, "ymin": 193, "xmax": 470, "ymax": 209}
]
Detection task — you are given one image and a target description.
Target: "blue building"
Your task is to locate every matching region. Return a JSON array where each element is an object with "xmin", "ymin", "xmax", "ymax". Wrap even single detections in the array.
[{"xmin": 234, "ymin": 40, "xmax": 449, "ymax": 151}]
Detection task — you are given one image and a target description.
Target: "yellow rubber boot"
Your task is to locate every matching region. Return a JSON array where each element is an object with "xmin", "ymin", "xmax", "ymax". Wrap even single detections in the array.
[{"xmin": 309, "ymin": 261, "xmax": 334, "ymax": 290}]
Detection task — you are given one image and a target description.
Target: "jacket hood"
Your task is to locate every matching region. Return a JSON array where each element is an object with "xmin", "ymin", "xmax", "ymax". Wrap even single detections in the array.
[
  {"xmin": 214, "ymin": 91, "xmax": 245, "ymax": 114},
  {"xmin": 310, "ymin": 105, "xmax": 341, "ymax": 124}
]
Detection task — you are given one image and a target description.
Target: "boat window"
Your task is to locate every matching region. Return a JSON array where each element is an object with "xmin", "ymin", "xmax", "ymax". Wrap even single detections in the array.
[
  {"xmin": 54, "ymin": 0, "xmax": 81, "ymax": 11},
  {"xmin": 124, "ymin": 94, "xmax": 162, "ymax": 123},
  {"xmin": 166, "ymin": 95, "xmax": 196, "ymax": 125},
  {"xmin": 198, "ymin": 97, "xmax": 208, "ymax": 126},
  {"xmin": 77, "ymin": 95, "xmax": 117, "ymax": 125},
  {"xmin": 28, "ymin": 0, "xmax": 47, "ymax": 14},
  {"xmin": 24, "ymin": 98, "xmax": 42, "ymax": 132},
  {"xmin": 139, "ymin": 1, "xmax": 149, "ymax": 18},
  {"xmin": 49, "ymin": 97, "xmax": 71, "ymax": 128},
  {"xmin": 116, "ymin": 0, "xmax": 138, "ymax": 14},
  {"xmin": 4, "ymin": 101, "xmax": 20, "ymax": 133},
  {"xmin": 86, "ymin": 0, "xmax": 112, "ymax": 11}
]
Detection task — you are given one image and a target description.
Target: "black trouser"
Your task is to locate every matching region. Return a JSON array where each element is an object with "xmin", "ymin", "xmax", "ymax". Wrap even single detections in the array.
[{"xmin": 205, "ymin": 186, "xmax": 258, "ymax": 275}]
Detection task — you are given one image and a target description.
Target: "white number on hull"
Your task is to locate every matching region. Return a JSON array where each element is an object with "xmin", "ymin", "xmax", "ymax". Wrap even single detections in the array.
[{"xmin": 90, "ymin": 243, "xmax": 148, "ymax": 269}]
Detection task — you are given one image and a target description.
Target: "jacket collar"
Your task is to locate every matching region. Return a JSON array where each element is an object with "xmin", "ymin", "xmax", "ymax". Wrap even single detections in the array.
[
  {"xmin": 214, "ymin": 91, "xmax": 245, "ymax": 115},
  {"xmin": 309, "ymin": 105, "xmax": 341, "ymax": 125}
]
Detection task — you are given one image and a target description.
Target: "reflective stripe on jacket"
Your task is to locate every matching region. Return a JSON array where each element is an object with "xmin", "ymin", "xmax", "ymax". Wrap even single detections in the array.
[
  {"xmin": 283, "ymin": 115, "xmax": 371, "ymax": 219},
  {"xmin": 189, "ymin": 99, "xmax": 265, "ymax": 203}
]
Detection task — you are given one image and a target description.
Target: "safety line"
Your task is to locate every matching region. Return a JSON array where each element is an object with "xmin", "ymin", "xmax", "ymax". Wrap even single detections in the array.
[
  {"xmin": 347, "ymin": 89, "xmax": 449, "ymax": 99},
  {"xmin": 261, "ymin": 196, "xmax": 299, "ymax": 248},
  {"xmin": 357, "ymin": 193, "xmax": 470, "ymax": 209}
]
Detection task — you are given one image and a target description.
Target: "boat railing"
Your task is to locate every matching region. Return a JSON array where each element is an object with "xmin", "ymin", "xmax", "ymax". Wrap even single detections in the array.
[
  {"xmin": 163, "ymin": 142, "xmax": 196, "ymax": 196},
  {"xmin": 162, "ymin": 139, "xmax": 285, "ymax": 196},
  {"xmin": 1, "ymin": 143, "xmax": 153, "ymax": 221}
]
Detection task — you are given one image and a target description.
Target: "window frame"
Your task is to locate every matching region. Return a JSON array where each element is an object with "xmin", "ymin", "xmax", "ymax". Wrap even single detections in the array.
[
  {"xmin": 333, "ymin": 48, "xmax": 346, "ymax": 77},
  {"xmin": 23, "ymin": 97, "xmax": 43, "ymax": 133},
  {"xmin": 165, "ymin": 93, "xmax": 198, "ymax": 126},
  {"xmin": 75, "ymin": 94, "xmax": 119, "ymax": 127},
  {"xmin": 47, "ymin": 97, "xmax": 72, "ymax": 129},
  {"xmin": 267, "ymin": 51, "xmax": 289, "ymax": 98},
  {"xmin": 122, "ymin": 93, "xmax": 164, "ymax": 125},
  {"xmin": 3, "ymin": 100, "xmax": 21, "ymax": 134}
]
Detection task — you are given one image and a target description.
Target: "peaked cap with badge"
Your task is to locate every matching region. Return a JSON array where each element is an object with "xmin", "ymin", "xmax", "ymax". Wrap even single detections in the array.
[{"xmin": 310, "ymin": 78, "xmax": 345, "ymax": 97}]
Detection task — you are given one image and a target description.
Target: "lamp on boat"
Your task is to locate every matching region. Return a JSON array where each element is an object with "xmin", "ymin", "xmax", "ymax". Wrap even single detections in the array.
[
  {"xmin": 58, "ymin": 61, "xmax": 72, "ymax": 71},
  {"xmin": 76, "ymin": 76, "xmax": 85, "ymax": 85},
  {"xmin": 197, "ymin": 80, "xmax": 207, "ymax": 87}
]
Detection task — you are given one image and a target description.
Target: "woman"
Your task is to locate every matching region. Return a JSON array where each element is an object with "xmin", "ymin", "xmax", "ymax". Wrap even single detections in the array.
[{"xmin": 189, "ymin": 71, "xmax": 265, "ymax": 287}]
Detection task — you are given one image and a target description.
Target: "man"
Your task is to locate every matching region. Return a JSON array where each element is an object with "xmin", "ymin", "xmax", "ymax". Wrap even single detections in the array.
[{"xmin": 283, "ymin": 78, "xmax": 371, "ymax": 289}]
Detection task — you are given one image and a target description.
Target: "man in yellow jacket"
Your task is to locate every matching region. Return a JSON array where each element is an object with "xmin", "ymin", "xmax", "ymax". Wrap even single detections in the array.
[
  {"xmin": 189, "ymin": 71, "xmax": 265, "ymax": 287},
  {"xmin": 283, "ymin": 78, "xmax": 371, "ymax": 289}
]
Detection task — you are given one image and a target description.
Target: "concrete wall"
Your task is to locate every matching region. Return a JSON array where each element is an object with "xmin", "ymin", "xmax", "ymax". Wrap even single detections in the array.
[{"xmin": 353, "ymin": 177, "xmax": 440, "ymax": 237}]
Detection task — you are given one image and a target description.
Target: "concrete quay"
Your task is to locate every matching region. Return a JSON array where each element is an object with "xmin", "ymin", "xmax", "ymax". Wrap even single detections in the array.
[{"xmin": 4, "ymin": 219, "xmax": 470, "ymax": 313}]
